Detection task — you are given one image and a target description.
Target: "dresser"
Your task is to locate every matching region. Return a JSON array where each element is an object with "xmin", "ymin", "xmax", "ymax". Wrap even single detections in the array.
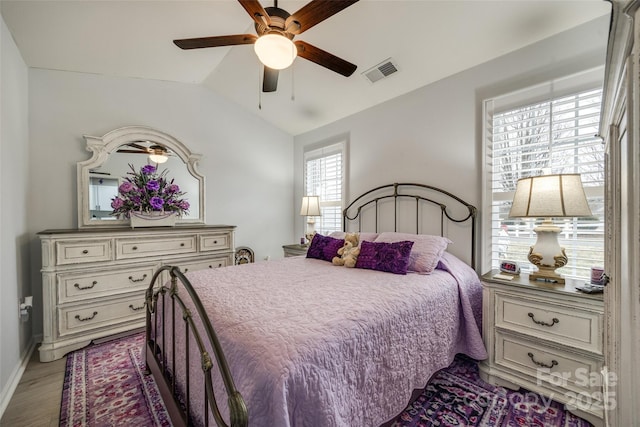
[
  {"xmin": 479, "ymin": 271, "xmax": 605, "ymax": 426},
  {"xmin": 38, "ymin": 225, "xmax": 235, "ymax": 362}
]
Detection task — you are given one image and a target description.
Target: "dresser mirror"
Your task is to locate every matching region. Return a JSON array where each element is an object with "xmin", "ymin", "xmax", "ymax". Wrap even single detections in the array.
[{"xmin": 77, "ymin": 126, "xmax": 205, "ymax": 228}]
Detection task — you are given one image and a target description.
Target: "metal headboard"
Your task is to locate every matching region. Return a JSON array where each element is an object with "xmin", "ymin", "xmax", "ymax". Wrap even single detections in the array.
[{"xmin": 342, "ymin": 183, "xmax": 477, "ymax": 270}]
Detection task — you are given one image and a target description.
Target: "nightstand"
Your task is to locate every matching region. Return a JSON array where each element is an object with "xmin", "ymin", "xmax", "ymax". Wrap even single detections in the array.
[
  {"xmin": 479, "ymin": 271, "xmax": 605, "ymax": 426},
  {"xmin": 282, "ymin": 244, "xmax": 308, "ymax": 257}
]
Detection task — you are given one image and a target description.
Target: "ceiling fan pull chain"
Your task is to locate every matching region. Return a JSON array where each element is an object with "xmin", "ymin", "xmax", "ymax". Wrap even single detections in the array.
[{"xmin": 258, "ymin": 64, "xmax": 262, "ymax": 110}]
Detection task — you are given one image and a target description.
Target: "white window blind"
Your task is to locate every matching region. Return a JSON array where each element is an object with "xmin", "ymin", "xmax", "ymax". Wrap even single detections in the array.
[
  {"xmin": 304, "ymin": 142, "xmax": 345, "ymax": 235},
  {"xmin": 485, "ymin": 87, "xmax": 604, "ymax": 280}
]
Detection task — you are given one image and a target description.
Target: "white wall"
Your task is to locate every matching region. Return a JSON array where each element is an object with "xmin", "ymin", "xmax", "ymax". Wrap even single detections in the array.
[
  {"xmin": 27, "ymin": 69, "xmax": 294, "ymax": 337},
  {"xmin": 293, "ymin": 16, "xmax": 610, "ymax": 268},
  {"xmin": 0, "ymin": 16, "xmax": 31, "ymax": 416}
]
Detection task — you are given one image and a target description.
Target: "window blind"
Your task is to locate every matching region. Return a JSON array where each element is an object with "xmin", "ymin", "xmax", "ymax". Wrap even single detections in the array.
[
  {"xmin": 486, "ymin": 87, "xmax": 604, "ymax": 280},
  {"xmin": 304, "ymin": 142, "xmax": 345, "ymax": 235}
]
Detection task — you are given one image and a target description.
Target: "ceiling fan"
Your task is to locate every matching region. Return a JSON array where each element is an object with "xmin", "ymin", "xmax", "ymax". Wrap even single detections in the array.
[
  {"xmin": 117, "ymin": 142, "xmax": 172, "ymax": 164},
  {"xmin": 173, "ymin": 0, "xmax": 359, "ymax": 92}
]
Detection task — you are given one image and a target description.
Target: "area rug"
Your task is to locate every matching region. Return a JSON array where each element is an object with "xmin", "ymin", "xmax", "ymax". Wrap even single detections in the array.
[
  {"xmin": 60, "ymin": 333, "xmax": 593, "ymax": 427},
  {"xmin": 388, "ymin": 355, "xmax": 593, "ymax": 427},
  {"xmin": 59, "ymin": 332, "xmax": 171, "ymax": 427}
]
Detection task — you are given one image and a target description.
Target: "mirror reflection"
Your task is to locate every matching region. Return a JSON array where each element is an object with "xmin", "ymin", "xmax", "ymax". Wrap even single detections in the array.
[{"xmin": 88, "ymin": 148, "xmax": 200, "ymax": 221}]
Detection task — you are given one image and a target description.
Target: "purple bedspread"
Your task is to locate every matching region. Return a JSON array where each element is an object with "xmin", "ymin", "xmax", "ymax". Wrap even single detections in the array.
[{"xmin": 163, "ymin": 252, "xmax": 487, "ymax": 427}]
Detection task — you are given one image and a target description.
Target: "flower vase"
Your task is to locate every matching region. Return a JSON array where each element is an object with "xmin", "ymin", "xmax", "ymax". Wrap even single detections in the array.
[{"xmin": 129, "ymin": 211, "xmax": 177, "ymax": 228}]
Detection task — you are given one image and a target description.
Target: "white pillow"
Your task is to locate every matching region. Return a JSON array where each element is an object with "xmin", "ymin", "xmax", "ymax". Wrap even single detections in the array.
[
  {"xmin": 373, "ymin": 232, "xmax": 452, "ymax": 274},
  {"xmin": 329, "ymin": 231, "xmax": 379, "ymax": 245}
]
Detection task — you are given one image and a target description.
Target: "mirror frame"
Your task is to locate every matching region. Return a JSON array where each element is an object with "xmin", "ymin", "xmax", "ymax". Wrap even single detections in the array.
[{"xmin": 77, "ymin": 126, "xmax": 205, "ymax": 228}]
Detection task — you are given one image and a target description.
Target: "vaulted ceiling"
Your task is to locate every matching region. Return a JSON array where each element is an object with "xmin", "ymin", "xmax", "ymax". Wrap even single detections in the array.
[{"xmin": 1, "ymin": 0, "xmax": 611, "ymax": 135}]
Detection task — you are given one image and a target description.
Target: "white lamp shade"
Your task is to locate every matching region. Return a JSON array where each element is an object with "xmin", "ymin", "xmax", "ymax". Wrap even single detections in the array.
[
  {"xmin": 300, "ymin": 196, "xmax": 321, "ymax": 216},
  {"xmin": 509, "ymin": 174, "xmax": 592, "ymax": 218},
  {"xmin": 254, "ymin": 34, "xmax": 297, "ymax": 70},
  {"xmin": 149, "ymin": 153, "xmax": 168, "ymax": 164}
]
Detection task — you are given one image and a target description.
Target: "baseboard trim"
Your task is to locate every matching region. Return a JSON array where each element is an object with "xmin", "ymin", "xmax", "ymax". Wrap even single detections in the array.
[{"xmin": 0, "ymin": 337, "xmax": 37, "ymax": 419}]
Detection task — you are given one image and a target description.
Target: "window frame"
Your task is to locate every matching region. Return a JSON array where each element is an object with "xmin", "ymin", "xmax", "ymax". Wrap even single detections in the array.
[
  {"xmin": 481, "ymin": 69, "xmax": 605, "ymax": 280},
  {"xmin": 302, "ymin": 139, "xmax": 348, "ymax": 236}
]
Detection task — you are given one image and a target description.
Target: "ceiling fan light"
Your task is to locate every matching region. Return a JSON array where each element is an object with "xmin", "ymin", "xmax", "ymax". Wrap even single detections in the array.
[
  {"xmin": 149, "ymin": 153, "xmax": 168, "ymax": 164},
  {"xmin": 254, "ymin": 34, "xmax": 297, "ymax": 70}
]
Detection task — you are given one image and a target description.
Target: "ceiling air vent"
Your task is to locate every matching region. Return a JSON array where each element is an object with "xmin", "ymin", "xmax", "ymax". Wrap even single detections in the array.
[{"xmin": 362, "ymin": 58, "xmax": 399, "ymax": 84}]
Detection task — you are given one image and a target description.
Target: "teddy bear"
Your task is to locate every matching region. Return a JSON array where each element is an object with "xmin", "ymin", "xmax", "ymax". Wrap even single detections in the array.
[{"xmin": 332, "ymin": 232, "xmax": 360, "ymax": 268}]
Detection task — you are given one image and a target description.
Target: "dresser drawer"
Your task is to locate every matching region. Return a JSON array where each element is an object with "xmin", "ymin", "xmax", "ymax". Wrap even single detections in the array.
[
  {"xmin": 58, "ymin": 265, "xmax": 156, "ymax": 303},
  {"xmin": 179, "ymin": 256, "xmax": 231, "ymax": 274},
  {"xmin": 116, "ymin": 235, "xmax": 197, "ymax": 259},
  {"xmin": 496, "ymin": 293, "xmax": 602, "ymax": 354},
  {"xmin": 59, "ymin": 295, "xmax": 146, "ymax": 336},
  {"xmin": 56, "ymin": 239, "xmax": 112, "ymax": 265},
  {"xmin": 495, "ymin": 331, "xmax": 603, "ymax": 396},
  {"xmin": 199, "ymin": 233, "xmax": 232, "ymax": 252}
]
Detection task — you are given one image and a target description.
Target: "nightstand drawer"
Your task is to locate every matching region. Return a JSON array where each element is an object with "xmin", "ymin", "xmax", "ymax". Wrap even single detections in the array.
[
  {"xmin": 496, "ymin": 294, "xmax": 603, "ymax": 354},
  {"xmin": 495, "ymin": 331, "xmax": 603, "ymax": 396},
  {"xmin": 116, "ymin": 235, "xmax": 197, "ymax": 259},
  {"xmin": 56, "ymin": 239, "xmax": 112, "ymax": 265}
]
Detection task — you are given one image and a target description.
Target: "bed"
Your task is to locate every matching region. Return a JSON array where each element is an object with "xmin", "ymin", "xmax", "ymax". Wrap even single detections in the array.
[{"xmin": 144, "ymin": 183, "xmax": 488, "ymax": 427}]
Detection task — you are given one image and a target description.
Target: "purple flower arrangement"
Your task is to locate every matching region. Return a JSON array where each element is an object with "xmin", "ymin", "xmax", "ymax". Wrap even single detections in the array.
[{"xmin": 110, "ymin": 164, "xmax": 190, "ymax": 218}]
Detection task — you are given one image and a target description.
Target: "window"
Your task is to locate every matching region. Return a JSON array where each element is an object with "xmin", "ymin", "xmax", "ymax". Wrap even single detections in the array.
[
  {"xmin": 303, "ymin": 141, "xmax": 346, "ymax": 235},
  {"xmin": 484, "ymin": 81, "xmax": 604, "ymax": 280}
]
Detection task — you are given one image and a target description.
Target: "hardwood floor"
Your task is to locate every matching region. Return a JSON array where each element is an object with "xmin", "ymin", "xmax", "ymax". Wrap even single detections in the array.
[{"xmin": 0, "ymin": 350, "xmax": 66, "ymax": 427}]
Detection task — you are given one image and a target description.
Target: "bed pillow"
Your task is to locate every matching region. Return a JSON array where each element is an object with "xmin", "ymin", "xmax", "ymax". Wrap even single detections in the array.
[
  {"xmin": 355, "ymin": 240, "xmax": 414, "ymax": 274},
  {"xmin": 374, "ymin": 232, "xmax": 452, "ymax": 274},
  {"xmin": 306, "ymin": 234, "xmax": 344, "ymax": 262},
  {"xmin": 329, "ymin": 231, "xmax": 379, "ymax": 245}
]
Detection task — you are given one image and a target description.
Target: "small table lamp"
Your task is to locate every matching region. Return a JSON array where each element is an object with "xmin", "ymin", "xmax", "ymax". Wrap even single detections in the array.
[
  {"xmin": 508, "ymin": 174, "xmax": 592, "ymax": 284},
  {"xmin": 300, "ymin": 196, "xmax": 321, "ymax": 244}
]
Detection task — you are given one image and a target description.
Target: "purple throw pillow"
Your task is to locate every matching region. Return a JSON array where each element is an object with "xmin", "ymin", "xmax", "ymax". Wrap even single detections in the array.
[
  {"xmin": 355, "ymin": 240, "xmax": 414, "ymax": 274},
  {"xmin": 306, "ymin": 234, "xmax": 344, "ymax": 262}
]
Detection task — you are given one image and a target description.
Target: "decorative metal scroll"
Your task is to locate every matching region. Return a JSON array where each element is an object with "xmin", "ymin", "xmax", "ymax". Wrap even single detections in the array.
[
  {"xmin": 145, "ymin": 266, "xmax": 248, "ymax": 427},
  {"xmin": 343, "ymin": 183, "xmax": 477, "ymax": 270}
]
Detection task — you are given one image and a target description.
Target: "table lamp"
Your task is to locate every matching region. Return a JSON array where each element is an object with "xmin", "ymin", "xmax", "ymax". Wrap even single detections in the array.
[
  {"xmin": 508, "ymin": 174, "xmax": 592, "ymax": 284},
  {"xmin": 300, "ymin": 196, "xmax": 321, "ymax": 244}
]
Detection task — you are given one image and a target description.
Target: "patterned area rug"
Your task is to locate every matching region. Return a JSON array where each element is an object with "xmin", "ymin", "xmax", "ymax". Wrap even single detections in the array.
[
  {"xmin": 388, "ymin": 355, "xmax": 593, "ymax": 427},
  {"xmin": 59, "ymin": 332, "xmax": 171, "ymax": 427},
  {"xmin": 60, "ymin": 333, "xmax": 592, "ymax": 427}
]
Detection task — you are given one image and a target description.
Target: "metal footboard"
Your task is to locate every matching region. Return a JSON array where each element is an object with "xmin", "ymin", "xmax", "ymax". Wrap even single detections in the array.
[{"xmin": 144, "ymin": 265, "xmax": 248, "ymax": 427}]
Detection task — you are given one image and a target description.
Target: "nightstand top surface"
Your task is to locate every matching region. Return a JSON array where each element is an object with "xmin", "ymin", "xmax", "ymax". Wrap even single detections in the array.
[
  {"xmin": 482, "ymin": 270, "xmax": 603, "ymax": 301},
  {"xmin": 282, "ymin": 244, "xmax": 309, "ymax": 250}
]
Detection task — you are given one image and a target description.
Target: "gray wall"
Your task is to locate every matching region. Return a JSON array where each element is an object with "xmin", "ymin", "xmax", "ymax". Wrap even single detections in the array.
[
  {"xmin": 0, "ymin": 16, "xmax": 30, "ymax": 414},
  {"xmin": 293, "ymin": 16, "xmax": 610, "ymax": 268}
]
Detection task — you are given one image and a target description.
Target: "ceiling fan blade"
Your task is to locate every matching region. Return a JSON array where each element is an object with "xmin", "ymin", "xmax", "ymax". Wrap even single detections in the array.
[
  {"xmin": 173, "ymin": 34, "xmax": 257, "ymax": 50},
  {"xmin": 286, "ymin": 0, "xmax": 359, "ymax": 35},
  {"xmin": 116, "ymin": 149, "xmax": 148, "ymax": 154},
  {"xmin": 263, "ymin": 67, "xmax": 279, "ymax": 92},
  {"xmin": 295, "ymin": 40, "xmax": 356, "ymax": 77},
  {"xmin": 238, "ymin": 0, "xmax": 271, "ymax": 27}
]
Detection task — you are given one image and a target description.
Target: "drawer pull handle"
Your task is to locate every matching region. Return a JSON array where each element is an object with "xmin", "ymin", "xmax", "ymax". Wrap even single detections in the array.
[
  {"xmin": 184, "ymin": 268, "xmax": 188, "ymax": 273},
  {"xmin": 527, "ymin": 352, "xmax": 558, "ymax": 369},
  {"xmin": 180, "ymin": 243, "xmax": 185, "ymax": 247},
  {"xmin": 129, "ymin": 304, "xmax": 145, "ymax": 311},
  {"xmin": 132, "ymin": 246, "xmax": 138, "ymax": 250},
  {"xmin": 214, "ymin": 240, "xmax": 218, "ymax": 244},
  {"xmin": 128, "ymin": 274, "xmax": 148, "ymax": 283},
  {"xmin": 74, "ymin": 281, "xmax": 97, "ymax": 290},
  {"xmin": 528, "ymin": 312, "xmax": 559, "ymax": 327},
  {"xmin": 82, "ymin": 249, "xmax": 89, "ymax": 254},
  {"xmin": 75, "ymin": 311, "xmax": 98, "ymax": 322}
]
